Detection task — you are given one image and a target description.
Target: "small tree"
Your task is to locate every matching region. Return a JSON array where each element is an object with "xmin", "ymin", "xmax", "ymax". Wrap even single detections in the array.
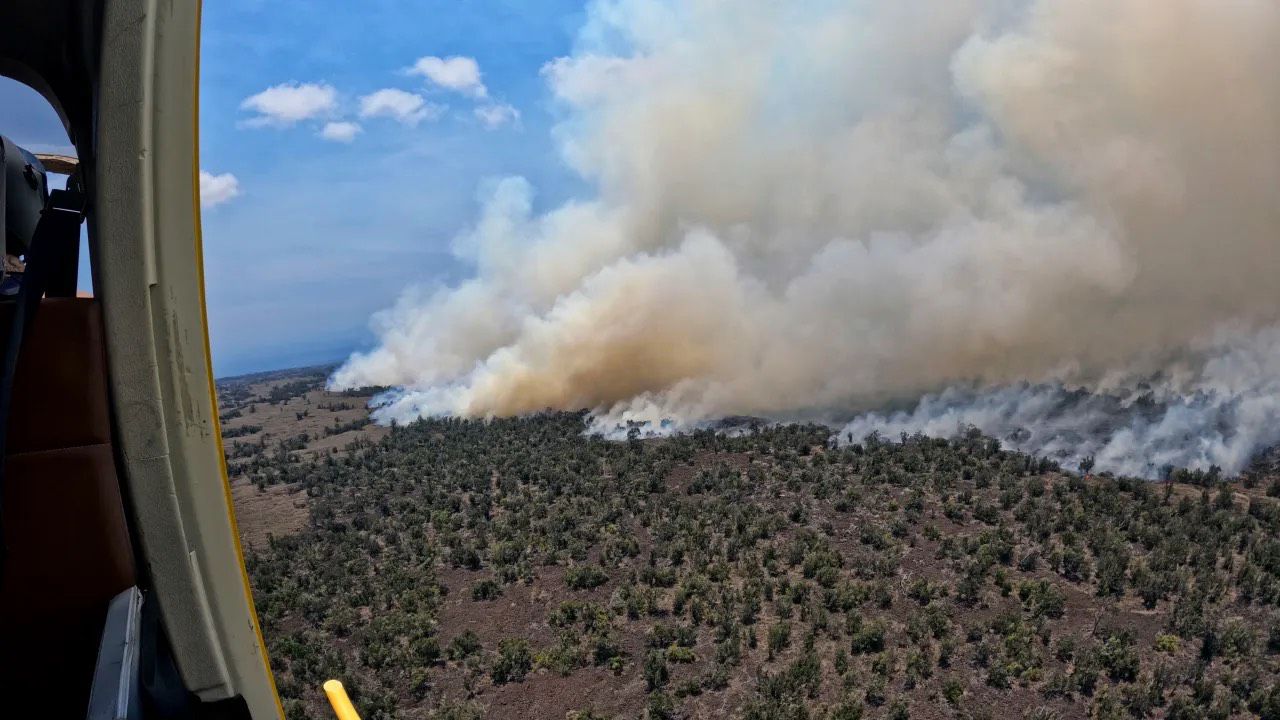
[
  {"xmin": 767, "ymin": 621, "xmax": 791, "ymax": 660},
  {"xmin": 1079, "ymin": 456, "xmax": 1096, "ymax": 476},
  {"xmin": 644, "ymin": 650, "xmax": 669, "ymax": 690}
]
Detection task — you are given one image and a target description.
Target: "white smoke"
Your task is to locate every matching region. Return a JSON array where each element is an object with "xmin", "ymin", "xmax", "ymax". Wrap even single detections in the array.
[
  {"xmin": 334, "ymin": 0, "xmax": 1280, "ymax": 477},
  {"xmin": 839, "ymin": 325, "xmax": 1280, "ymax": 477}
]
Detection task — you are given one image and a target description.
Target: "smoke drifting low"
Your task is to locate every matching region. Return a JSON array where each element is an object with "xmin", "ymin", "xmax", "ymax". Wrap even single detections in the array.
[
  {"xmin": 333, "ymin": 0, "xmax": 1280, "ymax": 477},
  {"xmin": 838, "ymin": 325, "xmax": 1280, "ymax": 478}
]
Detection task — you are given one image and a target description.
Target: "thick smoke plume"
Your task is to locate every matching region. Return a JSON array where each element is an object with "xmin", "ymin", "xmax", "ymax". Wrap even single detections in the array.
[{"xmin": 333, "ymin": 0, "xmax": 1280, "ymax": 477}]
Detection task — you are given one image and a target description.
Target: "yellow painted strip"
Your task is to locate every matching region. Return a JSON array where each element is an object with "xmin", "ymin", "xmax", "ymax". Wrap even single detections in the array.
[
  {"xmin": 323, "ymin": 680, "xmax": 363, "ymax": 720},
  {"xmin": 191, "ymin": 2, "xmax": 286, "ymax": 717}
]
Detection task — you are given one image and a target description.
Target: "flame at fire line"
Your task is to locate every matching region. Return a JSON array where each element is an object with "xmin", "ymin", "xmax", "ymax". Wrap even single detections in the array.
[{"xmin": 333, "ymin": 0, "xmax": 1280, "ymax": 478}]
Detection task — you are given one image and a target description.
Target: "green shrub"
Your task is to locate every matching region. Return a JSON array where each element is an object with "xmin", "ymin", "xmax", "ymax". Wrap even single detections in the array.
[
  {"xmin": 646, "ymin": 692, "xmax": 676, "ymax": 720},
  {"xmin": 942, "ymin": 677, "xmax": 964, "ymax": 706},
  {"xmin": 1099, "ymin": 632, "xmax": 1139, "ymax": 682},
  {"xmin": 448, "ymin": 630, "xmax": 481, "ymax": 661},
  {"xmin": 491, "ymin": 638, "xmax": 532, "ymax": 684},
  {"xmin": 565, "ymin": 565, "xmax": 610, "ymax": 590},
  {"xmin": 828, "ymin": 698, "xmax": 863, "ymax": 720},
  {"xmin": 850, "ymin": 620, "xmax": 886, "ymax": 655},
  {"xmin": 767, "ymin": 621, "xmax": 791, "ymax": 659},
  {"xmin": 644, "ymin": 650, "xmax": 669, "ymax": 691},
  {"xmin": 667, "ymin": 645, "xmax": 696, "ymax": 663},
  {"xmin": 470, "ymin": 578, "xmax": 503, "ymax": 601}
]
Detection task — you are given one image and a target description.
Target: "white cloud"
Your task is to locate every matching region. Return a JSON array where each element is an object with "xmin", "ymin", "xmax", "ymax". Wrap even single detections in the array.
[
  {"xmin": 358, "ymin": 89, "xmax": 440, "ymax": 127},
  {"xmin": 199, "ymin": 171, "xmax": 240, "ymax": 208},
  {"xmin": 240, "ymin": 82, "xmax": 338, "ymax": 127},
  {"xmin": 319, "ymin": 121, "xmax": 362, "ymax": 143},
  {"xmin": 406, "ymin": 56, "xmax": 487, "ymax": 98},
  {"xmin": 474, "ymin": 103, "xmax": 520, "ymax": 130}
]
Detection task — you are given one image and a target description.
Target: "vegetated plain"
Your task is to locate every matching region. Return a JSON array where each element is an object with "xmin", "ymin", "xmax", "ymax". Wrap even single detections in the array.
[{"xmin": 219, "ymin": 368, "xmax": 1280, "ymax": 720}]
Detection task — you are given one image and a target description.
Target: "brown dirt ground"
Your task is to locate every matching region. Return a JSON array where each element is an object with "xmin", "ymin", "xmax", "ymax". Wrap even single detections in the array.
[
  {"xmin": 231, "ymin": 480, "xmax": 310, "ymax": 549},
  {"xmin": 221, "ymin": 374, "xmax": 387, "ymax": 548}
]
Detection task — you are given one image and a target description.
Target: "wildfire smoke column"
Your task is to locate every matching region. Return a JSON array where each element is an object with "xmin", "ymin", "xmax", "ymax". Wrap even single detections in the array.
[{"xmin": 333, "ymin": 0, "xmax": 1280, "ymax": 476}]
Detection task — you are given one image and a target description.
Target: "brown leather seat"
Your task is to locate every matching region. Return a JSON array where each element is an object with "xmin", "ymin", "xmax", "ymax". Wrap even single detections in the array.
[
  {"xmin": 4, "ymin": 297, "xmax": 113, "ymax": 454},
  {"xmin": 0, "ymin": 298, "xmax": 136, "ymax": 718}
]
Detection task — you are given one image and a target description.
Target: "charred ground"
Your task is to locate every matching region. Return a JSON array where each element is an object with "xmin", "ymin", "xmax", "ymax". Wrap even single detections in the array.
[{"xmin": 219, "ymin": 368, "xmax": 1280, "ymax": 720}]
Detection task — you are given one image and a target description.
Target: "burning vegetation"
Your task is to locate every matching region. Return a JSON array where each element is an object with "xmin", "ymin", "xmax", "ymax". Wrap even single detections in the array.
[
  {"xmin": 225, "ymin": 369, "xmax": 1280, "ymax": 720},
  {"xmin": 333, "ymin": 0, "xmax": 1280, "ymax": 483}
]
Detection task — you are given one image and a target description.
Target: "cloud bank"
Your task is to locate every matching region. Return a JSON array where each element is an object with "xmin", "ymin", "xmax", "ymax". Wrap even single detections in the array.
[
  {"xmin": 240, "ymin": 56, "xmax": 513, "ymax": 141},
  {"xmin": 335, "ymin": 0, "xmax": 1280, "ymax": 477}
]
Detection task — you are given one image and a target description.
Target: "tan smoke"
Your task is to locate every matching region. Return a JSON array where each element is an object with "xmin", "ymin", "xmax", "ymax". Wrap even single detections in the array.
[{"xmin": 333, "ymin": 0, "xmax": 1280, "ymax": 444}]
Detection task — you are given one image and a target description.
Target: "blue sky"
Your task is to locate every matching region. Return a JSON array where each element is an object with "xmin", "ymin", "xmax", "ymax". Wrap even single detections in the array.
[
  {"xmin": 1, "ymin": 0, "xmax": 590, "ymax": 376},
  {"xmin": 201, "ymin": 0, "xmax": 590, "ymax": 375}
]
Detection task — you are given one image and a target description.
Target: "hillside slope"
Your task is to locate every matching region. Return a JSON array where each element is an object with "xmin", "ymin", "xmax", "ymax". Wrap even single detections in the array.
[{"xmin": 220, "ymin": 370, "xmax": 1280, "ymax": 720}]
